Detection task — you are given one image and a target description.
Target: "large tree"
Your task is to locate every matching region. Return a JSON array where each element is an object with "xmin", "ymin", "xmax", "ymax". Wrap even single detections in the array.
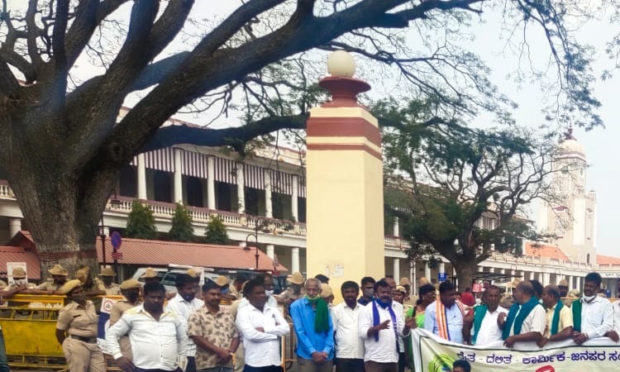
[
  {"xmin": 0, "ymin": 0, "xmax": 605, "ymax": 271},
  {"xmin": 378, "ymin": 98, "xmax": 558, "ymax": 289}
]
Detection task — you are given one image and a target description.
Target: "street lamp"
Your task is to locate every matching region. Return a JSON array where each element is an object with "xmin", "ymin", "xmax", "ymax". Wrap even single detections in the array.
[{"xmin": 244, "ymin": 217, "xmax": 270, "ymax": 270}]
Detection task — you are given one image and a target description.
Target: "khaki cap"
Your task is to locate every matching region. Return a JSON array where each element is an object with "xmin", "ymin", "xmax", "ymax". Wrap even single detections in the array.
[
  {"xmin": 99, "ymin": 266, "xmax": 116, "ymax": 277},
  {"xmin": 418, "ymin": 277, "xmax": 430, "ymax": 286},
  {"xmin": 214, "ymin": 275, "xmax": 229, "ymax": 287},
  {"xmin": 320, "ymin": 283, "xmax": 333, "ymax": 299},
  {"xmin": 49, "ymin": 264, "xmax": 68, "ymax": 276},
  {"xmin": 395, "ymin": 285, "xmax": 406, "ymax": 294},
  {"xmin": 399, "ymin": 277, "xmax": 411, "ymax": 286},
  {"xmin": 12, "ymin": 267, "xmax": 27, "ymax": 279},
  {"xmin": 58, "ymin": 279, "xmax": 82, "ymax": 295},
  {"xmin": 120, "ymin": 279, "xmax": 141, "ymax": 290},
  {"xmin": 187, "ymin": 268, "xmax": 200, "ymax": 278},
  {"xmin": 0, "ymin": 280, "xmax": 7, "ymax": 289},
  {"xmin": 558, "ymin": 279, "xmax": 568, "ymax": 287},
  {"xmin": 287, "ymin": 272, "xmax": 305, "ymax": 285},
  {"xmin": 140, "ymin": 267, "xmax": 158, "ymax": 279},
  {"xmin": 76, "ymin": 267, "xmax": 90, "ymax": 283}
]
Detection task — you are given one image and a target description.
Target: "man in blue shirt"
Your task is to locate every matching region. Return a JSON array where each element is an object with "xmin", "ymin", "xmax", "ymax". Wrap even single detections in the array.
[
  {"xmin": 424, "ymin": 281, "xmax": 464, "ymax": 344},
  {"xmin": 290, "ymin": 278, "xmax": 334, "ymax": 372}
]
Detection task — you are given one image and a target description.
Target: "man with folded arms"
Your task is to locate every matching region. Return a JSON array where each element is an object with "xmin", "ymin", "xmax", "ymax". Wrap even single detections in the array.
[{"xmin": 235, "ymin": 278, "xmax": 289, "ymax": 372}]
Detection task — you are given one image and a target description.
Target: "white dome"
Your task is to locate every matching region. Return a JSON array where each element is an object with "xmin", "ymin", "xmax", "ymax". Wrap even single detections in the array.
[{"xmin": 558, "ymin": 138, "xmax": 585, "ymax": 156}]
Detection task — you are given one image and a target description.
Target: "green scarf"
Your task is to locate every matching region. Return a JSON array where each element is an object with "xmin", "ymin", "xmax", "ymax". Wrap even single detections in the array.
[
  {"xmin": 550, "ymin": 301, "xmax": 563, "ymax": 336},
  {"xmin": 502, "ymin": 296, "xmax": 539, "ymax": 340},
  {"xmin": 572, "ymin": 299, "xmax": 582, "ymax": 333},
  {"xmin": 306, "ymin": 295, "xmax": 330, "ymax": 333},
  {"xmin": 472, "ymin": 305, "xmax": 488, "ymax": 345}
]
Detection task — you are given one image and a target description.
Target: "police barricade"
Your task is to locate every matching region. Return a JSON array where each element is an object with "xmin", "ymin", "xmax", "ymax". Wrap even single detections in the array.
[
  {"xmin": 411, "ymin": 328, "xmax": 620, "ymax": 372},
  {"xmin": 0, "ymin": 294, "xmax": 66, "ymax": 369}
]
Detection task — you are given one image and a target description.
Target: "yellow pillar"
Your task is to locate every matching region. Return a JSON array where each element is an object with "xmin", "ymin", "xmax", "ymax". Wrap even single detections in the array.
[{"xmin": 306, "ymin": 51, "xmax": 384, "ymax": 302}]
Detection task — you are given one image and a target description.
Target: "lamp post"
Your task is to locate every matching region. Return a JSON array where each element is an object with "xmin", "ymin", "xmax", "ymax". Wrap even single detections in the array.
[{"xmin": 245, "ymin": 217, "xmax": 269, "ymax": 270}]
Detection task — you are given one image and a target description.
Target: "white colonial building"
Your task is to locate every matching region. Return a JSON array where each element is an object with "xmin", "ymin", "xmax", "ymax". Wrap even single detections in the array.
[{"xmin": 0, "ymin": 117, "xmax": 618, "ymax": 294}]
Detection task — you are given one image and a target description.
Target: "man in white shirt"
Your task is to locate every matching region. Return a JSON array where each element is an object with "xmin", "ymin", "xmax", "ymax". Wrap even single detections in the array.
[
  {"xmin": 331, "ymin": 281, "xmax": 364, "ymax": 372},
  {"xmin": 358, "ymin": 280, "xmax": 414, "ymax": 372},
  {"xmin": 499, "ymin": 281, "xmax": 546, "ymax": 348},
  {"xmin": 165, "ymin": 273, "xmax": 204, "ymax": 372},
  {"xmin": 463, "ymin": 285, "xmax": 507, "ymax": 346},
  {"xmin": 571, "ymin": 272, "xmax": 616, "ymax": 344},
  {"xmin": 106, "ymin": 282, "xmax": 188, "ymax": 372},
  {"xmin": 235, "ymin": 277, "xmax": 289, "ymax": 372}
]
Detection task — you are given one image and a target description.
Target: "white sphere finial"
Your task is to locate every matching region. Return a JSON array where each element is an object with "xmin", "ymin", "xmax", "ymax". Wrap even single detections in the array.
[{"xmin": 327, "ymin": 50, "xmax": 356, "ymax": 78}]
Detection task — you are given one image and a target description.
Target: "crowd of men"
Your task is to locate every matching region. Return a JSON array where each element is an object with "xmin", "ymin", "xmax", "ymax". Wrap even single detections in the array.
[{"xmin": 2, "ymin": 266, "xmax": 620, "ymax": 372}]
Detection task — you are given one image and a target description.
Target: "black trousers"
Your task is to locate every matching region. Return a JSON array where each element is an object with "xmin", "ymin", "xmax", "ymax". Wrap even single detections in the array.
[
  {"xmin": 335, "ymin": 358, "xmax": 364, "ymax": 372},
  {"xmin": 243, "ymin": 366, "xmax": 283, "ymax": 372}
]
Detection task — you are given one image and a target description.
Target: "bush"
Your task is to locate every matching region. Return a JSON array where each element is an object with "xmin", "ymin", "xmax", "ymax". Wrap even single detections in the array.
[
  {"xmin": 204, "ymin": 215, "xmax": 229, "ymax": 244},
  {"xmin": 169, "ymin": 203, "xmax": 194, "ymax": 242},
  {"xmin": 125, "ymin": 201, "xmax": 157, "ymax": 239}
]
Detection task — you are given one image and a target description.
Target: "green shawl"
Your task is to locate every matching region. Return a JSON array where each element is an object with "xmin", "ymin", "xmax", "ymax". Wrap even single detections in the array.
[
  {"xmin": 472, "ymin": 304, "xmax": 488, "ymax": 345},
  {"xmin": 306, "ymin": 295, "xmax": 330, "ymax": 333},
  {"xmin": 502, "ymin": 296, "xmax": 540, "ymax": 340},
  {"xmin": 572, "ymin": 299, "xmax": 582, "ymax": 333},
  {"xmin": 550, "ymin": 301, "xmax": 564, "ymax": 336}
]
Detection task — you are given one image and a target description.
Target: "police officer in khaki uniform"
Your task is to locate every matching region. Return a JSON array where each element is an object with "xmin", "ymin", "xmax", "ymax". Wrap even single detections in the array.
[
  {"xmin": 8, "ymin": 267, "xmax": 31, "ymax": 292},
  {"xmin": 76, "ymin": 267, "xmax": 105, "ymax": 297},
  {"xmin": 140, "ymin": 267, "xmax": 160, "ymax": 284},
  {"xmin": 55, "ymin": 279, "xmax": 105, "ymax": 372},
  {"xmin": 34, "ymin": 264, "xmax": 68, "ymax": 293},
  {"xmin": 98, "ymin": 266, "xmax": 121, "ymax": 295},
  {"xmin": 109, "ymin": 279, "xmax": 142, "ymax": 361}
]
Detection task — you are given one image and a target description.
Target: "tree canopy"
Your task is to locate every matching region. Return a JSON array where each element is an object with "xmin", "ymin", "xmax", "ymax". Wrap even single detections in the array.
[{"xmin": 377, "ymin": 97, "xmax": 558, "ymax": 288}]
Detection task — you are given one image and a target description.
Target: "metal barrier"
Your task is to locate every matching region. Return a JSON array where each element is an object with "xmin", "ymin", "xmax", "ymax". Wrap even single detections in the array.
[{"xmin": 0, "ymin": 294, "xmax": 66, "ymax": 369}]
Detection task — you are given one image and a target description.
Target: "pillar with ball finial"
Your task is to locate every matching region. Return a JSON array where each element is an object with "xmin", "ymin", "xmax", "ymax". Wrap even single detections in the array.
[{"xmin": 305, "ymin": 50, "xmax": 385, "ymax": 301}]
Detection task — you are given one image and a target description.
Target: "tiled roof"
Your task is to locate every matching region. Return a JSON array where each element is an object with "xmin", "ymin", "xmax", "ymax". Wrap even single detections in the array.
[
  {"xmin": 0, "ymin": 245, "xmax": 41, "ymax": 279},
  {"xmin": 524, "ymin": 242, "xmax": 570, "ymax": 261},
  {"xmin": 596, "ymin": 254, "xmax": 620, "ymax": 266},
  {"xmin": 97, "ymin": 238, "xmax": 287, "ymax": 272}
]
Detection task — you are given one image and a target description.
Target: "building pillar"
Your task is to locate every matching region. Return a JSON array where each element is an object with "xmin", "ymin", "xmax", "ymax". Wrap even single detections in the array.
[
  {"xmin": 207, "ymin": 157, "xmax": 216, "ymax": 209},
  {"xmin": 236, "ymin": 163, "xmax": 245, "ymax": 214},
  {"xmin": 411, "ymin": 261, "xmax": 416, "ymax": 295},
  {"xmin": 529, "ymin": 271, "xmax": 535, "ymax": 281},
  {"xmin": 8, "ymin": 218, "xmax": 22, "ymax": 238},
  {"xmin": 291, "ymin": 175, "xmax": 299, "ymax": 221},
  {"xmin": 291, "ymin": 247, "xmax": 300, "ymax": 274},
  {"xmin": 264, "ymin": 170, "xmax": 273, "ymax": 218},
  {"xmin": 266, "ymin": 245, "xmax": 275, "ymax": 259},
  {"xmin": 543, "ymin": 272, "xmax": 550, "ymax": 286},
  {"xmin": 393, "ymin": 217, "xmax": 400, "ymax": 237},
  {"xmin": 137, "ymin": 153, "xmax": 147, "ymax": 200},
  {"xmin": 424, "ymin": 261, "xmax": 431, "ymax": 282},
  {"xmin": 393, "ymin": 258, "xmax": 400, "ymax": 283},
  {"xmin": 173, "ymin": 149, "xmax": 183, "ymax": 203},
  {"xmin": 305, "ymin": 51, "xmax": 383, "ymax": 300}
]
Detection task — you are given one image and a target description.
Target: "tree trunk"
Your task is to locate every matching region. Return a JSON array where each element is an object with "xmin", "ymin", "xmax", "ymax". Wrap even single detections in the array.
[{"xmin": 453, "ymin": 258, "xmax": 477, "ymax": 292}]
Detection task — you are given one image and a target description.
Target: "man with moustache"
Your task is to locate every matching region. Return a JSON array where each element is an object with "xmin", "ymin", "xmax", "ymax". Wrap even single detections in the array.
[
  {"xmin": 358, "ymin": 280, "xmax": 415, "ymax": 372},
  {"xmin": 166, "ymin": 274, "xmax": 204, "ymax": 372},
  {"xmin": 235, "ymin": 278, "xmax": 290, "ymax": 372},
  {"xmin": 331, "ymin": 281, "xmax": 364, "ymax": 372},
  {"xmin": 189, "ymin": 280, "xmax": 240, "ymax": 372},
  {"xmin": 106, "ymin": 282, "xmax": 188, "ymax": 372},
  {"xmin": 571, "ymin": 272, "xmax": 616, "ymax": 344}
]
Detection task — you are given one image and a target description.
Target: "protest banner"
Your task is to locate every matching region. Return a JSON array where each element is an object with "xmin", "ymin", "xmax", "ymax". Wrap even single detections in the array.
[{"xmin": 411, "ymin": 328, "xmax": 620, "ymax": 372}]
